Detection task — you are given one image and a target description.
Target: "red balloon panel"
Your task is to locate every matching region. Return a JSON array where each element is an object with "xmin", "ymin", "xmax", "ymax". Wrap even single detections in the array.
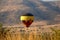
[{"xmin": 22, "ymin": 20, "xmax": 33, "ymax": 27}]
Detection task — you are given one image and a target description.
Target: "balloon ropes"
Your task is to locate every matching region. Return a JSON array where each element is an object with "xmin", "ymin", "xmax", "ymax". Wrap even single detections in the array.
[{"xmin": 20, "ymin": 13, "xmax": 34, "ymax": 28}]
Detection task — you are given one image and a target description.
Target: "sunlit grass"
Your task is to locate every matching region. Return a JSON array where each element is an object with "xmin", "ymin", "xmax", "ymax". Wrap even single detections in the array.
[{"xmin": 0, "ymin": 24, "xmax": 60, "ymax": 40}]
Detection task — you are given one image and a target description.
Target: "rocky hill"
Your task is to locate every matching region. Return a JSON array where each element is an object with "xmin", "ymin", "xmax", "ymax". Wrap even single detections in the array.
[{"xmin": 0, "ymin": 0, "xmax": 60, "ymax": 26}]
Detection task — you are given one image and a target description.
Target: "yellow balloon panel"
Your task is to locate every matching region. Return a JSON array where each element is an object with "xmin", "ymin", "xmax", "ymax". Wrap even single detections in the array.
[{"xmin": 20, "ymin": 16, "xmax": 34, "ymax": 21}]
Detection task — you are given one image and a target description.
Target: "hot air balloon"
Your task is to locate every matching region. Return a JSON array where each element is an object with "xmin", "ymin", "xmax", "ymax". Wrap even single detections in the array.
[{"xmin": 20, "ymin": 13, "xmax": 34, "ymax": 27}]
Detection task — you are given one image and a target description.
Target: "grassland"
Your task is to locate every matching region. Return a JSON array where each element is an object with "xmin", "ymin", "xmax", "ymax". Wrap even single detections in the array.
[{"xmin": 0, "ymin": 23, "xmax": 60, "ymax": 40}]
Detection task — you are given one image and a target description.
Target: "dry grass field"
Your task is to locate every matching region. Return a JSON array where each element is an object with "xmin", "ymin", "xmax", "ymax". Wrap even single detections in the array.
[
  {"xmin": 0, "ymin": 0, "xmax": 60, "ymax": 40},
  {"xmin": 0, "ymin": 23, "xmax": 60, "ymax": 40}
]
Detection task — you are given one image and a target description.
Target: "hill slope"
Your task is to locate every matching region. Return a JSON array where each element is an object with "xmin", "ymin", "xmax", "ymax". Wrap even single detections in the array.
[{"xmin": 0, "ymin": 0, "xmax": 60, "ymax": 25}]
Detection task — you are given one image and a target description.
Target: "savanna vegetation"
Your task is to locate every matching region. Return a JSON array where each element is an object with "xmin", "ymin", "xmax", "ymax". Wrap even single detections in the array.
[{"xmin": 0, "ymin": 23, "xmax": 60, "ymax": 40}]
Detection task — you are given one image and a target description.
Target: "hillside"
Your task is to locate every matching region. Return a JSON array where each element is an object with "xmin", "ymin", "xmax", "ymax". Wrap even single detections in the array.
[{"xmin": 0, "ymin": 0, "xmax": 60, "ymax": 26}]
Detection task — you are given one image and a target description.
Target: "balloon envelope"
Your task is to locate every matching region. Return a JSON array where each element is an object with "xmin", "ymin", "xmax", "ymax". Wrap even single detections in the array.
[{"xmin": 20, "ymin": 13, "xmax": 34, "ymax": 27}]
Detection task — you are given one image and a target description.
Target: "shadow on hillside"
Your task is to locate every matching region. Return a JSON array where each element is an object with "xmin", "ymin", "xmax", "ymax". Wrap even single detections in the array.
[
  {"xmin": 22, "ymin": 0, "xmax": 60, "ymax": 20},
  {"xmin": 23, "ymin": 0, "xmax": 51, "ymax": 20},
  {"xmin": 40, "ymin": 1, "xmax": 60, "ymax": 13},
  {"xmin": 0, "ymin": 11, "xmax": 9, "ymax": 23}
]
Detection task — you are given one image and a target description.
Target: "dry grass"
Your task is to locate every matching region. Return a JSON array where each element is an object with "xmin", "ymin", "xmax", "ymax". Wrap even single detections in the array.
[
  {"xmin": 0, "ymin": 25, "xmax": 60, "ymax": 40},
  {"xmin": 0, "ymin": 32, "xmax": 60, "ymax": 40}
]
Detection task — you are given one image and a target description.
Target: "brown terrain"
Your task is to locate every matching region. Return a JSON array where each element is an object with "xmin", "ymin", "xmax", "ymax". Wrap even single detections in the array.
[
  {"xmin": 0, "ymin": 1, "xmax": 60, "ymax": 39},
  {"xmin": 0, "ymin": 0, "xmax": 60, "ymax": 25},
  {"xmin": 0, "ymin": 0, "xmax": 60, "ymax": 32}
]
